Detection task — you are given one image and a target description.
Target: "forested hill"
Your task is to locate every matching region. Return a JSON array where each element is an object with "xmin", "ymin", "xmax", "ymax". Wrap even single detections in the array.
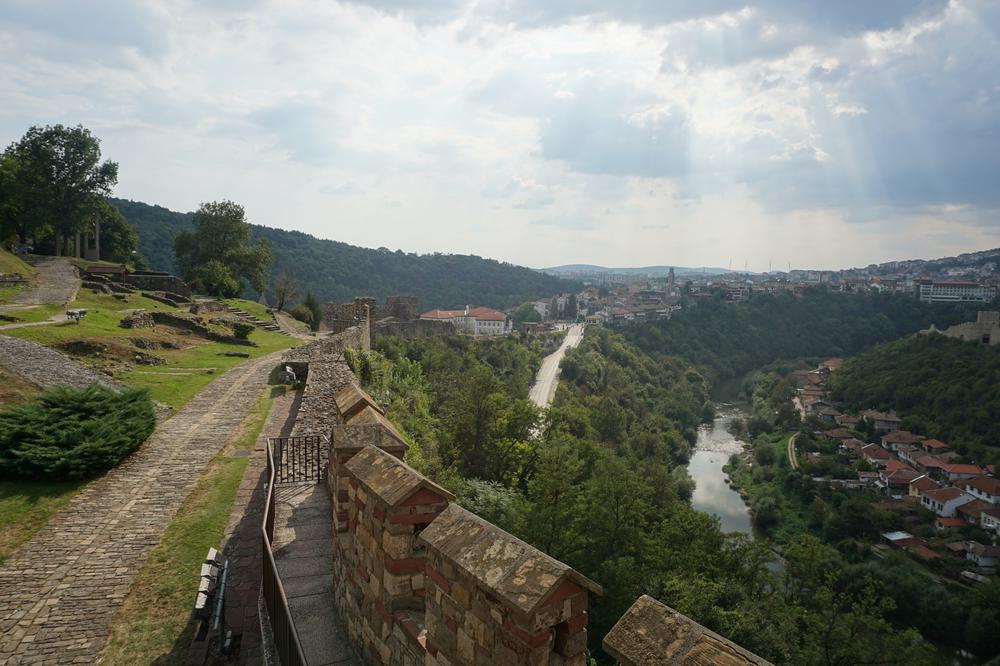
[
  {"xmin": 111, "ymin": 198, "xmax": 578, "ymax": 309},
  {"xmin": 622, "ymin": 289, "xmax": 982, "ymax": 384},
  {"xmin": 830, "ymin": 334, "xmax": 1000, "ymax": 460}
]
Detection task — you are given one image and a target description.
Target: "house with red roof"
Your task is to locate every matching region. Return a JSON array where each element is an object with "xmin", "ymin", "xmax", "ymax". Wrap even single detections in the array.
[
  {"xmin": 881, "ymin": 430, "xmax": 924, "ymax": 450},
  {"xmin": 909, "ymin": 475, "xmax": 940, "ymax": 498},
  {"xmin": 914, "ymin": 455, "xmax": 948, "ymax": 475},
  {"xmin": 861, "ymin": 409, "xmax": 901, "ymax": 433},
  {"xmin": 822, "ymin": 428, "xmax": 855, "ymax": 440},
  {"xmin": 919, "ymin": 487, "xmax": 976, "ymax": 517},
  {"xmin": 935, "ymin": 516, "xmax": 966, "ymax": 531},
  {"xmin": 957, "ymin": 499, "xmax": 994, "ymax": 525},
  {"xmin": 981, "ymin": 507, "xmax": 1000, "ymax": 534},
  {"xmin": 420, "ymin": 306, "xmax": 510, "ymax": 336},
  {"xmin": 965, "ymin": 542, "xmax": 1000, "ymax": 568},
  {"xmin": 964, "ymin": 476, "xmax": 1000, "ymax": 506},
  {"xmin": 920, "ymin": 438, "xmax": 950, "ymax": 454},
  {"xmin": 942, "ymin": 463, "xmax": 983, "ymax": 482},
  {"xmin": 862, "ymin": 444, "xmax": 893, "ymax": 467},
  {"xmin": 835, "ymin": 414, "xmax": 860, "ymax": 428}
]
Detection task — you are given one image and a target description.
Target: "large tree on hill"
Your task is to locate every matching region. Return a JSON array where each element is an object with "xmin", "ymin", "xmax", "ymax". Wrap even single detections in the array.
[
  {"xmin": 1, "ymin": 125, "xmax": 118, "ymax": 252},
  {"xmin": 173, "ymin": 200, "xmax": 271, "ymax": 297}
]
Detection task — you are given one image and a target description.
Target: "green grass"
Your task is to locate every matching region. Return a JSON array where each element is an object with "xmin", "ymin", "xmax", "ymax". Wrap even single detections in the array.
[
  {"xmin": 0, "ymin": 303, "xmax": 64, "ymax": 324},
  {"xmin": 0, "ymin": 479, "xmax": 88, "ymax": 564},
  {"xmin": 0, "ymin": 249, "xmax": 37, "ymax": 304},
  {"xmin": 224, "ymin": 297, "xmax": 273, "ymax": 321},
  {"xmin": 100, "ymin": 390, "xmax": 275, "ymax": 665},
  {"xmin": 4, "ymin": 290, "xmax": 299, "ymax": 410}
]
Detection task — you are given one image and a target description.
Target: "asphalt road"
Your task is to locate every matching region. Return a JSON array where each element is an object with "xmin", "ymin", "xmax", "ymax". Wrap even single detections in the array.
[{"xmin": 528, "ymin": 323, "xmax": 584, "ymax": 408}]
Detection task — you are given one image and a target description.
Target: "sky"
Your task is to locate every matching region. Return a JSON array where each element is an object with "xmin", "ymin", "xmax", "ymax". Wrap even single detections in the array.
[{"xmin": 2, "ymin": 0, "xmax": 999, "ymax": 271}]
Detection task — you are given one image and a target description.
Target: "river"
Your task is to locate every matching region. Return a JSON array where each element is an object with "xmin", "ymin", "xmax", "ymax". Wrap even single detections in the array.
[{"xmin": 688, "ymin": 405, "xmax": 753, "ymax": 535}]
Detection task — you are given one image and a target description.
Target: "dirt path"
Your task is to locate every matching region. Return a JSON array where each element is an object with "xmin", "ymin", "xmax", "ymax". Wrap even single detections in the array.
[
  {"xmin": 7, "ymin": 256, "xmax": 80, "ymax": 308},
  {"xmin": 0, "ymin": 351, "xmax": 284, "ymax": 665},
  {"xmin": 788, "ymin": 432, "xmax": 800, "ymax": 471}
]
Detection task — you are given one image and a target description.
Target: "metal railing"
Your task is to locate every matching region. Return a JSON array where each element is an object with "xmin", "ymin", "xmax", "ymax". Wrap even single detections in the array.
[
  {"xmin": 270, "ymin": 435, "xmax": 326, "ymax": 484},
  {"xmin": 262, "ymin": 438, "xmax": 308, "ymax": 666}
]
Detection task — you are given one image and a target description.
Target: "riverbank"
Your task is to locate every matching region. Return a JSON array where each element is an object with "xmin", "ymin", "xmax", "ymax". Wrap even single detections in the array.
[{"xmin": 688, "ymin": 404, "xmax": 754, "ymax": 535}]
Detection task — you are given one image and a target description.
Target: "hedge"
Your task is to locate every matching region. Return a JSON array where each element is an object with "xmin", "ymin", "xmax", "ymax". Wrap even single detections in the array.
[{"xmin": 0, "ymin": 385, "xmax": 156, "ymax": 479}]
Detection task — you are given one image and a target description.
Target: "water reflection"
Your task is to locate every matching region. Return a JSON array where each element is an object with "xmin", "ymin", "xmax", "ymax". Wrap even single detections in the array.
[{"xmin": 688, "ymin": 406, "xmax": 752, "ymax": 535}]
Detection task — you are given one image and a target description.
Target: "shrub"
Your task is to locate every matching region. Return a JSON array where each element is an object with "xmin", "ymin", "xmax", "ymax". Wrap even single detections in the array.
[
  {"xmin": 289, "ymin": 304, "xmax": 312, "ymax": 325},
  {"xmin": 0, "ymin": 385, "xmax": 156, "ymax": 479},
  {"xmin": 232, "ymin": 322, "xmax": 254, "ymax": 340}
]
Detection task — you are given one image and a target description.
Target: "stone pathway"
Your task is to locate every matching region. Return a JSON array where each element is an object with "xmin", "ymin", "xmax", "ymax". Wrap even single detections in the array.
[
  {"xmin": 188, "ymin": 389, "xmax": 303, "ymax": 665},
  {"xmin": 0, "ymin": 350, "xmax": 284, "ymax": 666},
  {"xmin": 7, "ymin": 256, "xmax": 80, "ymax": 307},
  {"xmin": 0, "ymin": 313, "xmax": 71, "ymax": 331},
  {"xmin": 0, "ymin": 334, "xmax": 123, "ymax": 391},
  {"xmin": 273, "ymin": 483, "xmax": 357, "ymax": 666}
]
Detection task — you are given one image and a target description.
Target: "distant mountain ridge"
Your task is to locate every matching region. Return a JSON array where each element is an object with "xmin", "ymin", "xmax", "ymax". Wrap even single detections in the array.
[
  {"xmin": 542, "ymin": 263, "xmax": 734, "ymax": 276},
  {"xmin": 111, "ymin": 198, "xmax": 579, "ymax": 310}
]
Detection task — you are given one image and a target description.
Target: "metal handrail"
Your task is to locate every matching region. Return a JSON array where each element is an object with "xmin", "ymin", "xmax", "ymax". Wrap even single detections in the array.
[{"xmin": 262, "ymin": 438, "xmax": 308, "ymax": 666}]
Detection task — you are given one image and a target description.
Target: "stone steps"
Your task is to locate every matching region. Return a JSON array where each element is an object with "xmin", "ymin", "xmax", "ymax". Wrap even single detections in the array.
[{"xmin": 224, "ymin": 306, "xmax": 290, "ymax": 336}]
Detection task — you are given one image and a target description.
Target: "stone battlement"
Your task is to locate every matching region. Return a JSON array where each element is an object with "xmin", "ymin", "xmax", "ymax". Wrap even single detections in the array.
[{"xmin": 282, "ymin": 321, "xmax": 772, "ymax": 665}]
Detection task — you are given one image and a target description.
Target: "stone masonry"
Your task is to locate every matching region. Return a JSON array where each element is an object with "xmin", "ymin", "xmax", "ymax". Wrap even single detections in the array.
[
  {"xmin": 0, "ymin": 334, "xmax": 123, "ymax": 391},
  {"xmin": 0, "ymin": 351, "xmax": 284, "ymax": 665}
]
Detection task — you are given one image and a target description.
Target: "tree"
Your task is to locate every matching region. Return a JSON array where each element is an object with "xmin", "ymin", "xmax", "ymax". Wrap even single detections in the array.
[
  {"xmin": 273, "ymin": 272, "xmax": 299, "ymax": 312},
  {"xmin": 86, "ymin": 199, "xmax": 140, "ymax": 265},
  {"xmin": 4, "ymin": 125, "xmax": 118, "ymax": 253},
  {"xmin": 302, "ymin": 292, "xmax": 323, "ymax": 332},
  {"xmin": 174, "ymin": 200, "xmax": 271, "ymax": 296},
  {"xmin": 512, "ymin": 301, "xmax": 541, "ymax": 324},
  {"xmin": 564, "ymin": 294, "xmax": 578, "ymax": 320}
]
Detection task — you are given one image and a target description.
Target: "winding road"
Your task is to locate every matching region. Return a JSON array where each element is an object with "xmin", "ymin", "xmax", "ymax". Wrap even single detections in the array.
[{"xmin": 528, "ymin": 323, "xmax": 584, "ymax": 409}]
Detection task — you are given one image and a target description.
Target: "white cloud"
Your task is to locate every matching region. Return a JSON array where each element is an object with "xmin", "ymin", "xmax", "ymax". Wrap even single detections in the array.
[{"xmin": 0, "ymin": 0, "xmax": 997, "ymax": 272}]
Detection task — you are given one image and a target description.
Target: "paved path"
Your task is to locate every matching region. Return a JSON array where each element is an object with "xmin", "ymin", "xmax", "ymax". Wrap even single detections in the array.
[
  {"xmin": 0, "ymin": 334, "xmax": 123, "ymax": 391},
  {"xmin": 0, "ymin": 314, "xmax": 71, "ymax": 330},
  {"xmin": 0, "ymin": 351, "xmax": 284, "ymax": 665},
  {"xmin": 190, "ymin": 389, "xmax": 303, "ymax": 664},
  {"xmin": 528, "ymin": 323, "xmax": 584, "ymax": 408},
  {"xmin": 7, "ymin": 256, "xmax": 79, "ymax": 307},
  {"xmin": 787, "ymin": 432, "xmax": 800, "ymax": 471},
  {"xmin": 272, "ymin": 483, "xmax": 357, "ymax": 665}
]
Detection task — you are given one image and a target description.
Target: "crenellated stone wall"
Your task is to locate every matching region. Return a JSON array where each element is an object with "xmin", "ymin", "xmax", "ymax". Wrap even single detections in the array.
[{"xmin": 282, "ymin": 305, "xmax": 772, "ymax": 666}]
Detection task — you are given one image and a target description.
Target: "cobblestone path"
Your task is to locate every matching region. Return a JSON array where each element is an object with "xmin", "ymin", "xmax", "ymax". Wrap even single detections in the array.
[
  {"xmin": 7, "ymin": 256, "xmax": 80, "ymax": 307},
  {"xmin": 0, "ymin": 351, "xmax": 284, "ymax": 665},
  {"xmin": 0, "ymin": 334, "xmax": 122, "ymax": 390}
]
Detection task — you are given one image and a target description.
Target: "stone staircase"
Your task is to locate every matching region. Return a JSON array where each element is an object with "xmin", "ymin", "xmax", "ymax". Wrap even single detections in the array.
[{"xmin": 224, "ymin": 305, "xmax": 289, "ymax": 336}]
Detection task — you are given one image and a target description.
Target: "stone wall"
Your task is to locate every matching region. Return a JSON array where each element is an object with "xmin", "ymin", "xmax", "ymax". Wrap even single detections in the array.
[
  {"xmin": 284, "ymin": 327, "xmax": 771, "ymax": 666},
  {"xmin": 373, "ymin": 318, "xmax": 454, "ymax": 342},
  {"xmin": 149, "ymin": 311, "xmax": 254, "ymax": 346},
  {"xmin": 124, "ymin": 272, "xmax": 192, "ymax": 297}
]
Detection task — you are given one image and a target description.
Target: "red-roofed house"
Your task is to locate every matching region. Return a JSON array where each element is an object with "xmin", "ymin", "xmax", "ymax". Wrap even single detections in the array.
[
  {"xmin": 840, "ymin": 438, "xmax": 865, "ymax": 457},
  {"xmin": 420, "ymin": 306, "xmax": 510, "ymax": 336},
  {"xmin": 823, "ymin": 428, "xmax": 855, "ymax": 440},
  {"xmin": 862, "ymin": 444, "xmax": 893, "ymax": 467},
  {"xmin": 909, "ymin": 475, "xmax": 940, "ymax": 498},
  {"xmin": 881, "ymin": 430, "xmax": 924, "ymax": 450},
  {"xmin": 914, "ymin": 455, "xmax": 948, "ymax": 474},
  {"xmin": 905, "ymin": 544, "xmax": 941, "ymax": 562},
  {"xmin": 966, "ymin": 542, "xmax": 1000, "ymax": 568},
  {"xmin": 835, "ymin": 414, "xmax": 860, "ymax": 428},
  {"xmin": 880, "ymin": 468, "xmax": 921, "ymax": 497},
  {"xmin": 862, "ymin": 410, "xmax": 901, "ymax": 433},
  {"xmin": 935, "ymin": 516, "xmax": 967, "ymax": 531},
  {"xmin": 964, "ymin": 476, "xmax": 1000, "ymax": 506},
  {"xmin": 957, "ymin": 499, "xmax": 994, "ymax": 525},
  {"xmin": 920, "ymin": 487, "xmax": 976, "ymax": 517},
  {"xmin": 942, "ymin": 463, "xmax": 983, "ymax": 482},
  {"xmin": 921, "ymin": 438, "xmax": 950, "ymax": 454},
  {"xmin": 982, "ymin": 507, "xmax": 1000, "ymax": 534}
]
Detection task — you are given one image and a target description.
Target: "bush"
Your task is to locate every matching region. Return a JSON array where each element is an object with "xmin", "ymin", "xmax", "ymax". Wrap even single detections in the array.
[
  {"xmin": 0, "ymin": 385, "xmax": 156, "ymax": 479},
  {"xmin": 289, "ymin": 304, "xmax": 312, "ymax": 325},
  {"xmin": 232, "ymin": 322, "xmax": 254, "ymax": 340}
]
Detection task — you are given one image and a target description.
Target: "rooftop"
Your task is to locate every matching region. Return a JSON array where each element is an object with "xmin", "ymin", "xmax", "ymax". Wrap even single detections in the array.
[
  {"xmin": 343, "ymin": 445, "xmax": 453, "ymax": 507},
  {"xmin": 334, "ymin": 382, "xmax": 383, "ymax": 420},
  {"xmin": 603, "ymin": 595, "xmax": 772, "ymax": 666},
  {"xmin": 419, "ymin": 504, "xmax": 602, "ymax": 620}
]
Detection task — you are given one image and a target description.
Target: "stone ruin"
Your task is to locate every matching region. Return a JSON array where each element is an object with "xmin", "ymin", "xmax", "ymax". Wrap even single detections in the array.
[{"xmin": 119, "ymin": 309, "xmax": 154, "ymax": 329}]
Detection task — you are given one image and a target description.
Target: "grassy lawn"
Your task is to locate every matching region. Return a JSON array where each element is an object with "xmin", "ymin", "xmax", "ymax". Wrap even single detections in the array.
[
  {"xmin": 0, "ymin": 249, "xmax": 37, "ymax": 304},
  {"xmin": 224, "ymin": 297, "xmax": 272, "ymax": 320},
  {"xmin": 0, "ymin": 367, "xmax": 41, "ymax": 406},
  {"xmin": 0, "ymin": 479, "xmax": 87, "ymax": 565},
  {"xmin": 100, "ymin": 390, "xmax": 276, "ymax": 665},
  {"xmin": 3, "ymin": 290, "xmax": 298, "ymax": 409}
]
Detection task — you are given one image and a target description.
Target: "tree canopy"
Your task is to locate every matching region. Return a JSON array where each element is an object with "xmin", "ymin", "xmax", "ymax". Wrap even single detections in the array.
[
  {"xmin": 1, "ymin": 124, "xmax": 118, "ymax": 252},
  {"xmin": 173, "ymin": 200, "xmax": 272, "ymax": 297},
  {"xmin": 113, "ymin": 197, "xmax": 578, "ymax": 309}
]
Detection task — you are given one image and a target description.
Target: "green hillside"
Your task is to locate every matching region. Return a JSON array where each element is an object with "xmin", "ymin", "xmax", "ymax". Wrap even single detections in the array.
[
  {"xmin": 111, "ymin": 198, "xmax": 578, "ymax": 310},
  {"xmin": 829, "ymin": 333, "xmax": 1000, "ymax": 460}
]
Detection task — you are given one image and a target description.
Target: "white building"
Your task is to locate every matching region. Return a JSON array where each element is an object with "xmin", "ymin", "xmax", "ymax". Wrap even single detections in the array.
[
  {"xmin": 532, "ymin": 300, "xmax": 550, "ymax": 320},
  {"xmin": 420, "ymin": 306, "xmax": 511, "ymax": 336},
  {"xmin": 914, "ymin": 279, "xmax": 994, "ymax": 303},
  {"xmin": 964, "ymin": 476, "xmax": 1000, "ymax": 506},
  {"xmin": 919, "ymin": 487, "xmax": 976, "ymax": 517}
]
